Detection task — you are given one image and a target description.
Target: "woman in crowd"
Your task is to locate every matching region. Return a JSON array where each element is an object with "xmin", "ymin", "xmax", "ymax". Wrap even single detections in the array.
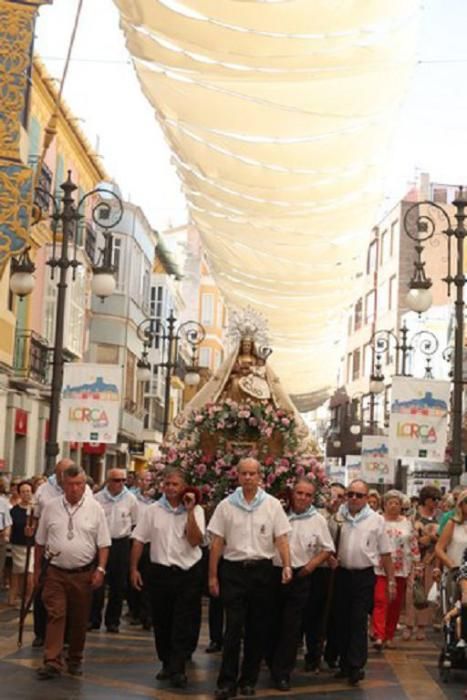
[
  {"xmin": 8, "ymin": 480, "xmax": 34, "ymax": 607},
  {"xmin": 404, "ymin": 485, "xmax": 441, "ymax": 640},
  {"xmin": 372, "ymin": 490, "xmax": 421, "ymax": 650},
  {"xmin": 368, "ymin": 489, "xmax": 381, "ymax": 513},
  {"xmin": 435, "ymin": 489, "xmax": 467, "ymax": 576}
]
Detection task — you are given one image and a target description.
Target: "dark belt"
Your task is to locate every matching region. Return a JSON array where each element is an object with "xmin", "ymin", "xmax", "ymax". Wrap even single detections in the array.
[
  {"xmin": 226, "ymin": 558, "xmax": 271, "ymax": 568},
  {"xmin": 49, "ymin": 562, "xmax": 94, "ymax": 574}
]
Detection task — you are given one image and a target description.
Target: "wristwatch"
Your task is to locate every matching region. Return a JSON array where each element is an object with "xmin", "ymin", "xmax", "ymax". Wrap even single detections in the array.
[{"xmin": 96, "ymin": 566, "xmax": 106, "ymax": 575}]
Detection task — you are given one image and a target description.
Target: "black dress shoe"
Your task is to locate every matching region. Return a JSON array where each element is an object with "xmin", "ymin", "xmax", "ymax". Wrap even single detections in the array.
[
  {"xmin": 304, "ymin": 659, "xmax": 320, "ymax": 672},
  {"xmin": 155, "ymin": 666, "xmax": 170, "ymax": 680},
  {"xmin": 276, "ymin": 679, "xmax": 290, "ymax": 692},
  {"xmin": 239, "ymin": 686, "xmax": 255, "ymax": 697},
  {"xmin": 348, "ymin": 668, "xmax": 365, "ymax": 686},
  {"xmin": 215, "ymin": 687, "xmax": 237, "ymax": 700},
  {"xmin": 31, "ymin": 636, "xmax": 44, "ymax": 648},
  {"xmin": 334, "ymin": 668, "xmax": 348, "ymax": 679},
  {"xmin": 171, "ymin": 673, "xmax": 188, "ymax": 689},
  {"xmin": 206, "ymin": 641, "xmax": 222, "ymax": 653},
  {"xmin": 36, "ymin": 664, "xmax": 61, "ymax": 680},
  {"xmin": 67, "ymin": 663, "xmax": 83, "ymax": 677}
]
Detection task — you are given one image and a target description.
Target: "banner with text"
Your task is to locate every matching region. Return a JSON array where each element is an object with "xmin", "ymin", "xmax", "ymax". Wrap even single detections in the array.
[
  {"xmin": 360, "ymin": 436, "xmax": 395, "ymax": 485},
  {"xmin": 389, "ymin": 377, "xmax": 450, "ymax": 461},
  {"xmin": 59, "ymin": 364, "xmax": 122, "ymax": 443}
]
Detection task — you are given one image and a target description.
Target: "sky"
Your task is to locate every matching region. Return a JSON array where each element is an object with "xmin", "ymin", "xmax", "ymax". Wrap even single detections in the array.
[{"xmin": 34, "ymin": 0, "xmax": 467, "ymax": 232}]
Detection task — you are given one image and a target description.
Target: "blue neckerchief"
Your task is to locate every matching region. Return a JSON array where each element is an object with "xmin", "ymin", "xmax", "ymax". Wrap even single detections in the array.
[
  {"xmin": 340, "ymin": 503, "xmax": 372, "ymax": 527},
  {"xmin": 103, "ymin": 485, "xmax": 129, "ymax": 503},
  {"xmin": 158, "ymin": 494, "xmax": 185, "ymax": 515},
  {"xmin": 228, "ymin": 487, "xmax": 267, "ymax": 513},
  {"xmin": 48, "ymin": 474, "xmax": 63, "ymax": 494},
  {"xmin": 289, "ymin": 505, "xmax": 317, "ymax": 521}
]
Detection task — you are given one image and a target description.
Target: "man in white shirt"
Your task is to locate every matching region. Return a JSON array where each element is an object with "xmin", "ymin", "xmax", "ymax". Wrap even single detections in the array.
[
  {"xmin": 127, "ymin": 469, "xmax": 155, "ymax": 629},
  {"xmin": 32, "ymin": 457, "xmax": 75, "ymax": 648},
  {"xmin": 91, "ymin": 468, "xmax": 138, "ymax": 632},
  {"xmin": 131, "ymin": 467, "xmax": 205, "ymax": 690},
  {"xmin": 208, "ymin": 457, "xmax": 292, "ymax": 700},
  {"xmin": 334, "ymin": 479, "xmax": 395, "ymax": 686},
  {"xmin": 34, "ymin": 465, "xmax": 110, "ymax": 680},
  {"xmin": 268, "ymin": 477, "xmax": 334, "ymax": 691}
]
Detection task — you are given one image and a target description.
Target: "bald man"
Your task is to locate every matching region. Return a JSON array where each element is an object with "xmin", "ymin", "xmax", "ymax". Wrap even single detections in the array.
[{"xmin": 91, "ymin": 469, "xmax": 138, "ymax": 632}]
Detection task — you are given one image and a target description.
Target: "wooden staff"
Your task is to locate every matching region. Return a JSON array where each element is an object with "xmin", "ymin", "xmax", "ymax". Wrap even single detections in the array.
[{"xmin": 17, "ymin": 545, "xmax": 59, "ymax": 648}]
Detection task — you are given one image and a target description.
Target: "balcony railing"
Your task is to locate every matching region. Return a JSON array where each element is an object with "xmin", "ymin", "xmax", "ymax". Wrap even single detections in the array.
[
  {"xmin": 32, "ymin": 161, "xmax": 53, "ymax": 212},
  {"xmin": 14, "ymin": 330, "xmax": 50, "ymax": 384}
]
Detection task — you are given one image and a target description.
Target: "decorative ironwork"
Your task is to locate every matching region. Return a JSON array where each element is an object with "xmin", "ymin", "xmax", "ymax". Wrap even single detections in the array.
[{"xmin": 14, "ymin": 329, "xmax": 49, "ymax": 384}]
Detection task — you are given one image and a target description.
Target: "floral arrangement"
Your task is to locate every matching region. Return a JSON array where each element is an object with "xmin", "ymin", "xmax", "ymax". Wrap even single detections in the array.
[{"xmin": 150, "ymin": 398, "xmax": 327, "ymax": 507}]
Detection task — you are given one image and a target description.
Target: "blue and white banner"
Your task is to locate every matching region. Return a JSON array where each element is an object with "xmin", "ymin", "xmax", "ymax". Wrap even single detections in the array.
[
  {"xmin": 360, "ymin": 436, "xmax": 394, "ymax": 485},
  {"xmin": 58, "ymin": 364, "xmax": 122, "ymax": 443},
  {"xmin": 389, "ymin": 377, "xmax": 450, "ymax": 461}
]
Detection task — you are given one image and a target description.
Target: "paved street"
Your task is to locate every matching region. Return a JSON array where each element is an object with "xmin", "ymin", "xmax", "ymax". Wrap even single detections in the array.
[{"xmin": 0, "ymin": 600, "xmax": 465, "ymax": 700}]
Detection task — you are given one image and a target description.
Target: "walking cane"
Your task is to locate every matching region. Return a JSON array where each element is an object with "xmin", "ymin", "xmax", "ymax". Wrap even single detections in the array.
[
  {"xmin": 316, "ymin": 519, "xmax": 342, "ymax": 667},
  {"xmin": 17, "ymin": 545, "xmax": 60, "ymax": 648}
]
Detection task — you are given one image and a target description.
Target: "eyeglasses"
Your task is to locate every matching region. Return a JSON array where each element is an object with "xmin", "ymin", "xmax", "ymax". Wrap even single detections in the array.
[
  {"xmin": 110, "ymin": 478, "xmax": 126, "ymax": 483},
  {"xmin": 347, "ymin": 491, "xmax": 367, "ymax": 499}
]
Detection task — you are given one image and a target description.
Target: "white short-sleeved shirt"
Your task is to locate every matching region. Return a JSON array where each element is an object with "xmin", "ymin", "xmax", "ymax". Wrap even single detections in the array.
[
  {"xmin": 94, "ymin": 489, "xmax": 138, "ymax": 539},
  {"xmin": 34, "ymin": 479, "xmax": 92, "ymax": 519},
  {"xmin": 208, "ymin": 493, "xmax": 291, "ymax": 562},
  {"xmin": 273, "ymin": 512, "xmax": 335, "ymax": 568},
  {"xmin": 35, "ymin": 493, "xmax": 111, "ymax": 569},
  {"xmin": 0, "ymin": 499, "xmax": 12, "ymax": 531},
  {"xmin": 135, "ymin": 494, "xmax": 154, "ymax": 524},
  {"xmin": 132, "ymin": 501, "xmax": 205, "ymax": 570},
  {"xmin": 338, "ymin": 509, "xmax": 392, "ymax": 570}
]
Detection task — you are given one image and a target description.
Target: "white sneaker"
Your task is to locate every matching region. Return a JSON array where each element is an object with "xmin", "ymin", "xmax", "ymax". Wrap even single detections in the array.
[{"xmin": 456, "ymin": 639, "xmax": 467, "ymax": 648}]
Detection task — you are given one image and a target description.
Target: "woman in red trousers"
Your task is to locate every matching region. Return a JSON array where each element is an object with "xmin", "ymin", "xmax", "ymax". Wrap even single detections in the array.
[{"xmin": 372, "ymin": 490, "xmax": 421, "ymax": 650}]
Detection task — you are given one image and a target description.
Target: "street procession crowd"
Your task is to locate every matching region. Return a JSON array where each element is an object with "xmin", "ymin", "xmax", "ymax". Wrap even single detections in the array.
[{"xmin": 0, "ymin": 460, "xmax": 467, "ymax": 696}]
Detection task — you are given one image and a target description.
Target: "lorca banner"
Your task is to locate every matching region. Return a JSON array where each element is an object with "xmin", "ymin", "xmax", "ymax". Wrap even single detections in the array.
[
  {"xmin": 360, "ymin": 436, "xmax": 394, "ymax": 485},
  {"xmin": 389, "ymin": 377, "xmax": 450, "ymax": 461},
  {"xmin": 58, "ymin": 364, "xmax": 122, "ymax": 443}
]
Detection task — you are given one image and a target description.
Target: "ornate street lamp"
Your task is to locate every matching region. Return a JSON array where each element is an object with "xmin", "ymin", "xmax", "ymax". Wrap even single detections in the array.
[
  {"xmin": 10, "ymin": 171, "xmax": 123, "ymax": 474},
  {"xmin": 403, "ymin": 191, "xmax": 467, "ymax": 482},
  {"xmin": 137, "ymin": 311, "xmax": 206, "ymax": 436},
  {"xmin": 370, "ymin": 323, "xmax": 439, "ymax": 381}
]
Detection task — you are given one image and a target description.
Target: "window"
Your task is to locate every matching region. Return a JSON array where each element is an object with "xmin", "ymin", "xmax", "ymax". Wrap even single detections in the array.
[
  {"xmin": 346, "ymin": 353, "xmax": 352, "ymax": 383},
  {"xmin": 130, "ymin": 247, "xmax": 142, "ymax": 302},
  {"xmin": 68, "ymin": 267, "xmax": 86, "ymax": 356},
  {"xmin": 96, "ymin": 344, "xmax": 119, "ymax": 364},
  {"xmin": 364, "ymin": 291, "xmax": 375, "ymax": 325},
  {"xmin": 352, "ymin": 348, "xmax": 361, "ymax": 381},
  {"xmin": 380, "ymin": 230, "xmax": 388, "ymax": 266},
  {"xmin": 388, "ymin": 275, "xmax": 397, "ymax": 310},
  {"xmin": 390, "ymin": 220, "xmax": 398, "ymax": 257},
  {"xmin": 199, "ymin": 347, "xmax": 211, "ymax": 368},
  {"xmin": 201, "ymin": 293, "xmax": 214, "ymax": 325},
  {"xmin": 217, "ymin": 300, "xmax": 224, "ymax": 329},
  {"xmin": 215, "ymin": 350, "xmax": 223, "ymax": 369},
  {"xmin": 112, "ymin": 237, "xmax": 124, "ymax": 291},
  {"xmin": 141, "ymin": 263, "xmax": 151, "ymax": 313},
  {"xmin": 367, "ymin": 240, "xmax": 378, "ymax": 275},
  {"xmin": 354, "ymin": 298, "xmax": 363, "ymax": 331},
  {"xmin": 363, "ymin": 343, "xmax": 373, "ymax": 377}
]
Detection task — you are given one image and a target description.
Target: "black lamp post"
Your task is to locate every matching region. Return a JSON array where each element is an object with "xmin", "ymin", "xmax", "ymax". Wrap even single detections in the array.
[
  {"xmin": 137, "ymin": 310, "xmax": 205, "ymax": 436},
  {"xmin": 10, "ymin": 171, "xmax": 123, "ymax": 475},
  {"xmin": 403, "ymin": 191, "xmax": 467, "ymax": 483}
]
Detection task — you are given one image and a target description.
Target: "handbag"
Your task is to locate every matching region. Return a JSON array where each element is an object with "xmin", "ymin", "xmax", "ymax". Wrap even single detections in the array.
[{"xmin": 412, "ymin": 577, "xmax": 428, "ymax": 610}]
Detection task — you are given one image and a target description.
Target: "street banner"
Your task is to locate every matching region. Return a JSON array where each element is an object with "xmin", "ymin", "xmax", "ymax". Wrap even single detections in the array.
[
  {"xmin": 389, "ymin": 377, "xmax": 450, "ymax": 461},
  {"xmin": 360, "ymin": 436, "xmax": 395, "ymax": 485},
  {"xmin": 58, "ymin": 364, "xmax": 122, "ymax": 443},
  {"xmin": 345, "ymin": 455, "xmax": 362, "ymax": 486}
]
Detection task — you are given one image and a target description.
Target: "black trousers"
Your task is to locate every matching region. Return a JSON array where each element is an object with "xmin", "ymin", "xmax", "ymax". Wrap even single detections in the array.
[
  {"xmin": 218, "ymin": 559, "xmax": 274, "ymax": 689},
  {"xmin": 267, "ymin": 567, "xmax": 311, "ymax": 681},
  {"xmin": 335, "ymin": 566, "xmax": 376, "ymax": 671},
  {"xmin": 91, "ymin": 537, "xmax": 130, "ymax": 628},
  {"xmin": 209, "ymin": 595, "xmax": 224, "ymax": 645},
  {"xmin": 127, "ymin": 543, "xmax": 151, "ymax": 626},
  {"xmin": 149, "ymin": 560, "xmax": 203, "ymax": 675},
  {"xmin": 33, "ymin": 589, "xmax": 47, "ymax": 639},
  {"xmin": 304, "ymin": 567, "xmax": 331, "ymax": 664}
]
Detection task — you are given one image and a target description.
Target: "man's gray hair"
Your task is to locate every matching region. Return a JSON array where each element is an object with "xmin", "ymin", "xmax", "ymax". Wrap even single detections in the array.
[
  {"xmin": 238, "ymin": 457, "xmax": 262, "ymax": 473},
  {"xmin": 63, "ymin": 465, "xmax": 86, "ymax": 480}
]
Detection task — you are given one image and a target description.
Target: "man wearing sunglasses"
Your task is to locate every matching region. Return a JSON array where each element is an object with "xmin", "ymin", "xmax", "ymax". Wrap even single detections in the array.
[
  {"xmin": 334, "ymin": 479, "xmax": 395, "ymax": 686},
  {"xmin": 91, "ymin": 468, "xmax": 138, "ymax": 633}
]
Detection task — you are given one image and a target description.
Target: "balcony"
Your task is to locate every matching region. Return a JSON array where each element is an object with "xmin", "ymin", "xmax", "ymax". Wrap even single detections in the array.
[
  {"xmin": 32, "ymin": 161, "xmax": 53, "ymax": 212},
  {"xmin": 14, "ymin": 330, "xmax": 49, "ymax": 384}
]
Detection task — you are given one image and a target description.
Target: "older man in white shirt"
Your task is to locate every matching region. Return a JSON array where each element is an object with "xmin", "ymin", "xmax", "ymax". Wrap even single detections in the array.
[
  {"xmin": 34, "ymin": 465, "xmax": 110, "ymax": 680},
  {"xmin": 334, "ymin": 479, "xmax": 395, "ymax": 686},
  {"xmin": 131, "ymin": 467, "xmax": 205, "ymax": 690},
  {"xmin": 268, "ymin": 477, "xmax": 334, "ymax": 691},
  {"xmin": 91, "ymin": 468, "xmax": 138, "ymax": 632},
  {"xmin": 208, "ymin": 457, "xmax": 292, "ymax": 700}
]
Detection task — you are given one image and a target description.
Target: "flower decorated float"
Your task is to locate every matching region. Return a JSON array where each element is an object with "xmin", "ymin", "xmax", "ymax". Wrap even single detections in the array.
[{"xmin": 151, "ymin": 308, "xmax": 326, "ymax": 506}]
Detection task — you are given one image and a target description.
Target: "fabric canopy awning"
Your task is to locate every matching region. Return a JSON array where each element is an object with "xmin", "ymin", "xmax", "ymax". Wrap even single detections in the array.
[{"xmin": 114, "ymin": 0, "xmax": 419, "ymax": 400}]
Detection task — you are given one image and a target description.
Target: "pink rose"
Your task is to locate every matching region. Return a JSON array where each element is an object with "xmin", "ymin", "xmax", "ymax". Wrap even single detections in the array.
[
  {"xmin": 248, "ymin": 417, "xmax": 258, "ymax": 427},
  {"xmin": 281, "ymin": 417, "xmax": 290, "ymax": 427},
  {"xmin": 194, "ymin": 414, "xmax": 204, "ymax": 424}
]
